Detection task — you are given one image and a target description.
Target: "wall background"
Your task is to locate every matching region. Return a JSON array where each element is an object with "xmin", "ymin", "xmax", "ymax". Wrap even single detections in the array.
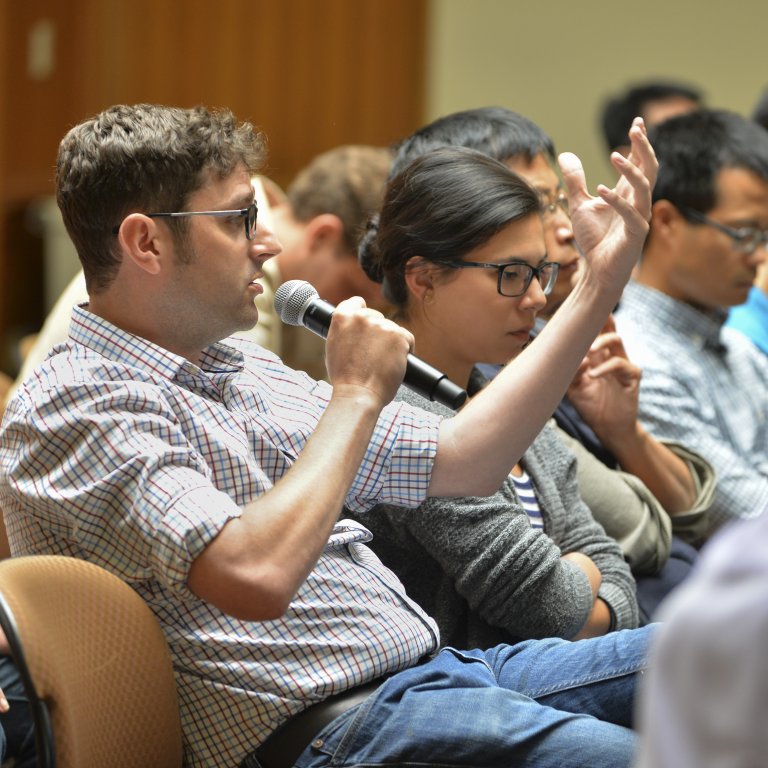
[
  {"xmin": 427, "ymin": 0, "xmax": 768, "ymax": 182},
  {"xmin": 1, "ymin": 0, "xmax": 767, "ymax": 372}
]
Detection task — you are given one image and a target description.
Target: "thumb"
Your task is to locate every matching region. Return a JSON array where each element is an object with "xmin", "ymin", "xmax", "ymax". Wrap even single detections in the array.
[{"xmin": 558, "ymin": 152, "xmax": 588, "ymax": 208}]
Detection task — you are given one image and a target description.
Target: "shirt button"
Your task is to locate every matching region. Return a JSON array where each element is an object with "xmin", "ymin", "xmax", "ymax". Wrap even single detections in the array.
[{"xmin": 312, "ymin": 739, "xmax": 324, "ymax": 749}]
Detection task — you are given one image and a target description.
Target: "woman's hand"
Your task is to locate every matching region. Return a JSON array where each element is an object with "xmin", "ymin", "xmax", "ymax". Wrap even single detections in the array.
[{"xmin": 559, "ymin": 117, "xmax": 657, "ymax": 296}]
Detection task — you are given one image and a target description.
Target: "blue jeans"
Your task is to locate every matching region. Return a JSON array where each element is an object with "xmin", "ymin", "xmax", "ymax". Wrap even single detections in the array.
[{"xmin": 291, "ymin": 626, "xmax": 653, "ymax": 768}]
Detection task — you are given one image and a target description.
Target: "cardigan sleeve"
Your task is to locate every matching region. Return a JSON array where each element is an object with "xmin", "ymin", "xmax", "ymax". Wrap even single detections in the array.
[
  {"xmin": 556, "ymin": 426, "xmax": 672, "ymax": 576},
  {"xmin": 528, "ymin": 424, "xmax": 639, "ymax": 630},
  {"xmin": 362, "ymin": 479, "xmax": 599, "ymax": 641}
]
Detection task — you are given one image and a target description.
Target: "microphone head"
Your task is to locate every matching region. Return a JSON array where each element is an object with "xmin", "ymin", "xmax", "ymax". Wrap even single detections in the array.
[{"xmin": 274, "ymin": 280, "xmax": 319, "ymax": 326}]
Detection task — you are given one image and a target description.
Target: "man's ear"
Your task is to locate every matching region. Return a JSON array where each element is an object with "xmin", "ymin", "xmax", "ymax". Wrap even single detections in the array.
[
  {"xmin": 403, "ymin": 256, "xmax": 436, "ymax": 302},
  {"xmin": 115, "ymin": 213, "xmax": 164, "ymax": 275},
  {"xmin": 649, "ymin": 199, "xmax": 685, "ymax": 245},
  {"xmin": 305, "ymin": 214, "xmax": 345, "ymax": 256}
]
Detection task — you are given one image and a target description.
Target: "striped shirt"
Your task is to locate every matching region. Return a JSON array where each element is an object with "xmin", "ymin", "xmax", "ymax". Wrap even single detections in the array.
[
  {"xmin": 511, "ymin": 468, "xmax": 544, "ymax": 529},
  {"xmin": 0, "ymin": 304, "xmax": 441, "ymax": 767},
  {"xmin": 615, "ymin": 280, "xmax": 768, "ymax": 530}
]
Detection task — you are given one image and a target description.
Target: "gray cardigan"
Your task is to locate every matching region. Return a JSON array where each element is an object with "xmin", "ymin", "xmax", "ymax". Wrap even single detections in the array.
[{"xmin": 350, "ymin": 388, "xmax": 638, "ymax": 650}]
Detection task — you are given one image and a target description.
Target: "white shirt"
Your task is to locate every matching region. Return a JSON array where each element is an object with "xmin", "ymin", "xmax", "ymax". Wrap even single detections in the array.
[{"xmin": 635, "ymin": 508, "xmax": 768, "ymax": 768}]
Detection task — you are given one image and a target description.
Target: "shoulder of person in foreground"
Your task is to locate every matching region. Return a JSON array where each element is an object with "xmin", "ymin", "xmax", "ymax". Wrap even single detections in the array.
[{"xmin": 635, "ymin": 509, "xmax": 768, "ymax": 768}]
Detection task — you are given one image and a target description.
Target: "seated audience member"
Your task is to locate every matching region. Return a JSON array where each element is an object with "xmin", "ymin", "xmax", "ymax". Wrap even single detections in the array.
[
  {"xmin": 355, "ymin": 146, "xmax": 638, "ymax": 644},
  {"xmin": 725, "ymin": 250, "xmax": 768, "ymax": 355},
  {"xmin": 3, "ymin": 145, "xmax": 390, "ymax": 403},
  {"xmin": 725, "ymin": 91, "xmax": 768, "ymax": 356},
  {"xmin": 2, "ymin": 174, "xmax": 279, "ymax": 411},
  {"xmin": 600, "ymin": 80, "xmax": 703, "ymax": 157},
  {"xmin": 614, "ymin": 108, "xmax": 768, "ymax": 536},
  {"xmin": 0, "ymin": 103, "xmax": 656, "ymax": 768},
  {"xmin": 247, "ymin": 144, "xmax": 393, "ymax": 379},
  {"xmin": 386, "ymin": 107, "xmax": 713, "ymax": 580},
  {"xmin": 634, "ymin": 505, "xmax": 768, "ymax": 768}
]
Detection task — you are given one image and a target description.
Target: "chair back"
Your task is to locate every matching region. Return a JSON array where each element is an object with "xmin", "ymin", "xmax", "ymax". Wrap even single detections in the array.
[{"xmin": 0, "ymin": 555, "xmax": 183, "ymax": 768}]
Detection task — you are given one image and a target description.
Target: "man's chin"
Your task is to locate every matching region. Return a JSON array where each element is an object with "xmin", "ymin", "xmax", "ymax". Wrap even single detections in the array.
[
  {"xmin": 727, "ymin": 286, "xmax": 754, "ymax": 307},
  {"xmin": 239, "ymin": 307, "xmax": 260, "ymax": 331}
]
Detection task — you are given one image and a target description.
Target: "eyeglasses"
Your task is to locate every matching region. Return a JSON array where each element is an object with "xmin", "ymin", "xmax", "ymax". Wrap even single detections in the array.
[
  {"xmin": 680, "ymin": 207, "xmax": 768, "ymax": 255},
  {"xmin": 112, "ymin": 202, "xmax": 258, "ymax": 240},
  {"xmin": 539, "ymin": 188, "xmax": 570, "ymax": 218},
  {"xmin": 450, "ymin": 259, "xmax": 560, "ymax": 297}
]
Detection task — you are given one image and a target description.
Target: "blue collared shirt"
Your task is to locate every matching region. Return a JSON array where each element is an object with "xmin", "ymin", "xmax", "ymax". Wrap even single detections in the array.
[
  {"xmin": 0, "ymin": 304, "xmax": 441, "ymax": 767},
  {"xmin": 615, "ymin": 280, "xmax": 768, "ymax": 532},
  {"xmin": 726, "ymin": 285, "xmax": 768, "ymax": 356}
]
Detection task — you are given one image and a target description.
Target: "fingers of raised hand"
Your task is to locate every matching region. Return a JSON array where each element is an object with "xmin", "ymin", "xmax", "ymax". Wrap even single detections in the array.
[
  {"xmin": 610, "ymin": 151, "xmax": 653, "ymax": 218},
  {"xmin": 597, "ymin": 178, "xmax": 651, "ymax": 237},
  {"xmin": 611, "ymin": 119, "xmax": 657, "ymax": 218},
  {"xmin": 558, "ymin": 152, "xmax": 588, "ymax": 209},
  {"xmin": 626, "ymin": 117, "xmax": 659, "ymax": 188}
]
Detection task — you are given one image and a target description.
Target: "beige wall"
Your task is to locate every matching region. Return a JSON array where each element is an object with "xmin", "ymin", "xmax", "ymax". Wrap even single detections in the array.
[{"xmin": 426, "ymin": 0, "xmax": 768, "ymax": 182}]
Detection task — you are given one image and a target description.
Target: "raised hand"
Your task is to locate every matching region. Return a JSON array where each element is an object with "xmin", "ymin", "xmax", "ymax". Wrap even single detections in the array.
[{"xmin": 559, "ymin": 117, "xmax": 657, "ymax": 296}]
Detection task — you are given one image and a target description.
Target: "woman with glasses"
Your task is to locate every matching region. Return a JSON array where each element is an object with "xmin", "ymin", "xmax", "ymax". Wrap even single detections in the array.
[
  {"xmin": 383, "ymin": 106, "xmax": 714, "ymax": 627},
  {"xmin": 352, "ymin": 146, "xmax": 638, "ymax": 644}
]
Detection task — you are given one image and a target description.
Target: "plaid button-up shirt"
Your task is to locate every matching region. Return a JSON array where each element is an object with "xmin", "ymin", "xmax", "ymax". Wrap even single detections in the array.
[{"xmin": 0, "ymin": 304, "xmax": 441, "ymax": 767}]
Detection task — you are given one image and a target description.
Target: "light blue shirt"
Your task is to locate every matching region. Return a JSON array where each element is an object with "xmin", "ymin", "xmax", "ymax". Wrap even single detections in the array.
[
  {"xmin": 0, "ymin": 304, "xmax": 441, "ymax": 767},
  {"xmin": 726, "ymin": 285, "xmax": 768, "ymax": 356},
  {"xmin": 615, "ymin": 281, "xmax": 768, "ymax": 533}
]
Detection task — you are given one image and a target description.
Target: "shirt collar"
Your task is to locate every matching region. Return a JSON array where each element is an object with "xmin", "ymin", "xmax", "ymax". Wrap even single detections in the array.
[
  {"xmin": 68, "ymin": 304, "xmax": 245, "ymax": 380},
  {"xmin": 622, "ymin": 280, "xmax": 728, "ymax": 353}
]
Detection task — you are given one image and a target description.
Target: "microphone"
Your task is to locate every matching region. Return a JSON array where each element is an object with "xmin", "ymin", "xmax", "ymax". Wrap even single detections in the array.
[{"xmin": 274, "ymin": 280, "xmax": 468, "ymax": 410}]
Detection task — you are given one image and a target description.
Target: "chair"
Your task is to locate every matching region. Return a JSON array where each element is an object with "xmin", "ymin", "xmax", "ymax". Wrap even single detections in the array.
[{"xmin": 0, "ymin": 555, "xmax": 183, "ymax": 768}]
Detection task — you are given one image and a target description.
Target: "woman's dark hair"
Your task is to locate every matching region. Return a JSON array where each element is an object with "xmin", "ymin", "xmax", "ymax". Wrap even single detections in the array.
[{"xmin": 359, "ymin": 146, "xmax": 540, "ymax": 310}]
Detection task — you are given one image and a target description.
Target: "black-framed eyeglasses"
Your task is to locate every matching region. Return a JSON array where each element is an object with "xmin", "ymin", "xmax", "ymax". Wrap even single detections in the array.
[
  {"xmin": 539, "ymin": 188, "xmax": 570, "ymax": 218},
  {"xmin": 450, "ymin": 260, "xmax": 560, "ymax": 297},
  {"xmin": 680, "ymin": 207, "xmax": 768, "ymax": 255},
  {"xmin": 111, "ymin": 202, "xmax": 258, "ymax": 240}
]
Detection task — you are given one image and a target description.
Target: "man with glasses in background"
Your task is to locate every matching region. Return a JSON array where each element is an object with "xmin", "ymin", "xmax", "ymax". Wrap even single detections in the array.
[{"xmin": 614, "ymin": 108, "xmax": 768, "ymax": 537}]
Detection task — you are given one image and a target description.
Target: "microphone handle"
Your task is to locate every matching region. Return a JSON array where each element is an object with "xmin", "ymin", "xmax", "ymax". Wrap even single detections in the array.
[
  {"xmin": 303, "ymin": 299, "xmax": 334, "ymax": 339},
  {"xmin": 405, "ymin": 356, "xmax": 468, "ymax": 410},
  {"xmin": 301, "ymin": 297, "xmax": 467, "ymax": 410}
]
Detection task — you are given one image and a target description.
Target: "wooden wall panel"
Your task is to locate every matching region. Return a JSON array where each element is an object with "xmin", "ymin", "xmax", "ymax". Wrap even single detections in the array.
[
  {"xmin": 0, "ymin": 0, "xmax": 427, "ymax": 368},
  {"xmin": 10, "ymin": 0, "xmax": 427, "ymax": 189}
]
